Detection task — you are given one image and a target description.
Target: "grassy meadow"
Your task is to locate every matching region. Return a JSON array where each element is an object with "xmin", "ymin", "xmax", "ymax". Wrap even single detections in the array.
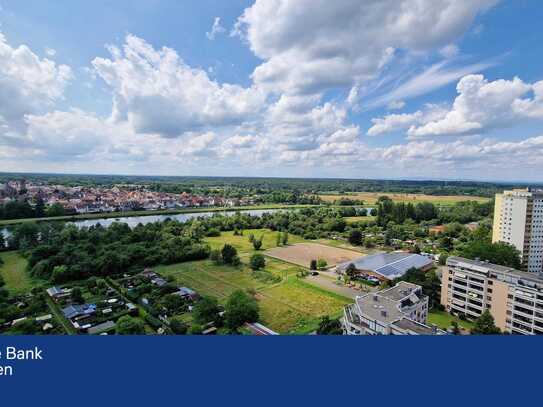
[
  {"xmin": 155, "ymin": 229, "xmax": 352, "ymax": 333},
  {"xmin": 0, "ymin": 251, "xmax": 37, "ymax": 294}
]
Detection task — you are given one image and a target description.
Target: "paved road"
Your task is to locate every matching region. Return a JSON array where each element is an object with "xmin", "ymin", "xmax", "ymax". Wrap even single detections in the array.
[{"xmin": 305, "ymin": 274, "xmax": 376, "ymax": 299}]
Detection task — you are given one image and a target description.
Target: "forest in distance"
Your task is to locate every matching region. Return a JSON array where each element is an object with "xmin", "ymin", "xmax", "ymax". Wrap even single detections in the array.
[{"xmin": 1, "ymin": 172, "xmax": 540, "ymax": 197}]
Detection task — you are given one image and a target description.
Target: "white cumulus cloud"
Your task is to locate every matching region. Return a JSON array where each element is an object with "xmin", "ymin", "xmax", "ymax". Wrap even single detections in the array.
[
  {"xmin": 92, "ymin": 34, "xmax": 266, "ymax": 138},
  {"xmin": 408, "ymin": 74, "xmax": 543, "ymax": 137},
  {"xmin": 235, "ymin": 0, "xmax": 497, "ymax": 95},
  {"xmin": 0, "ymin": 32, "xmax": 72, "ymax": 130}
]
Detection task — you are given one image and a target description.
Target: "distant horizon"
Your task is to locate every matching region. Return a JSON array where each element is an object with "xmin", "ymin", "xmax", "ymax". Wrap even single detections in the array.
[{"xmin": 1, "ymin": 170, "xmax": 542, "ymax": 186}]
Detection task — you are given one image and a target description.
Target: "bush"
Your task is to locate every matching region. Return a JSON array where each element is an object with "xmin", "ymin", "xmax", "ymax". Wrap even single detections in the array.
[
  {"xmin": 363, "ymin": 237, "xmax": 375, "ymax": 248},
  {"xmin": 317, "ymin": 259, "xmax": 328, "ymax": 270},
  {"xmin": 250, "ymin": 254, "xmax": 266, "ymax": 270},
  {"xmin": 231, "ymin": 255, "xmax": 241, "ymax": 267},
  {"xmin": 221, "ymin": 244, "xmax": 238, "ymax": 264},
  {"xmin": 116, "ymin": 316, "xmax": 146, "ymax": 335},
  {"xmin": 252, "ymin": 270, "xmax": 281, "ymax": 284},
  {"xmin": 169, "ymin": 317, "xmax": 188, "ymax": 335},
  {"xmin": 210, "ymin": 249, "xmax": 222, "ymax": 264},
  {"xmin": 348, "ymin": 230, "xmax": 363, "ymax": 246},
  {"xmin": 188, "ymin": 323, "xmax": 203, "ymax": 335},
  {"xmin": 281, "ymin": 232, "xmax": 289, "ymax": 245},
  {"xmin": 316, "ymin": 316, "xmax": 342, "ymax": 335},
  {"xmin": 252, "ymin": 237, "xmax": 263, "ymax": 250},
  {"xmin": 144, "ymin": 313, "xmax": 163, "ymax": 329},
  {"xmin": 206, "ymin": 228, "xmax": 221, "ymax": 237},
  {"xmin": 224, "ymin": 290, "xmax": 259, "ymax": 331},
  {"xmin": 71, "ymin": 287, "xmax": 84, "ymax": 304},
  {"xmin": 192, "ymin": 297, "xmax": 220, "ymax": 325}
]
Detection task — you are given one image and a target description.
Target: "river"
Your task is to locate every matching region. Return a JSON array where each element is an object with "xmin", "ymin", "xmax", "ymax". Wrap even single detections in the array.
[{"xmin": 0, "ymin": 208, "xmax": 287, "ymax": 240}]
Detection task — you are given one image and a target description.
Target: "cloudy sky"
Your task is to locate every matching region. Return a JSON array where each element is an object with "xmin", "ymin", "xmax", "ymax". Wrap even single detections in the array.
[{"xmin": 0, "ymin": 0, "xmax": 542, "ymax": 181}]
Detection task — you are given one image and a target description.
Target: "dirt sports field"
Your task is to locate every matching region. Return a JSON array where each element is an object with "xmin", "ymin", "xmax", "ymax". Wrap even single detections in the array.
[{"xmin": 265, "ymin": 243, "xmax": 361, "ymax": 268}]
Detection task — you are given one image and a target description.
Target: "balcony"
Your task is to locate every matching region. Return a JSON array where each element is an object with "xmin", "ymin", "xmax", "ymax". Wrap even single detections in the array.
[{"xmin": 468, "ymin": 278, "xmax": 485, "ymax": 286}]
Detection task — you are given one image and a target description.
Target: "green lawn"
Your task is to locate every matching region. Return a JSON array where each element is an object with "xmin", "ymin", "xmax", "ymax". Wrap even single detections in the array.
[
  {"xmin": 156, "ymin": 228, "xmax": 355, "ymax": 333},
  {"xmin": 259, "ymin": 277, "xmax": 351, "ymax": 333},
  {"xmin": 155, "ymin": 256, "xmax": 350, "ymax": 334},
  {"xmin": 428, "ymin": 309, "xmax": 474, "ymax": 331},
  {"xmin": 0, "ymin": 251, "xmax": 37, "ymax": 294},
  {"xmin": 343, "ymin": 216, "xmax": 376, "ymax": 224},
  {"xmin": 204, "ymin": 228, "xmax": 305, "ymax": 255},
  {"xmin": 157, "ymin": 260, "xmax": 275, "ymax": 298}
]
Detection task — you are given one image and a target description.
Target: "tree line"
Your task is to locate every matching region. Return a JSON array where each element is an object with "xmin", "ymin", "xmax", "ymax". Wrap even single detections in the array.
[{"xmin": 0, "ymin": 198, "xmax": 65, "ymax": 220}]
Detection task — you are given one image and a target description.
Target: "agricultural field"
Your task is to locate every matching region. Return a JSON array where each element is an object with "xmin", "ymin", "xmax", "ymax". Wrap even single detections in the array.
[
  {"xmin": 265, "ymin": 242, "xmax": 361, "ymax": 268},
  {"xmin": 156, "ymin": 258, "xmax": 350, "ymax": 333},
  {"xmin": 319, "ymin": 192, "xmax": 490, "ymax": 205},
  {"xmin": 156, "ymin": 260, "xmax": 276, "ymax": 299},
  {"xmin": 0, "ymin": 251, "xmax": 37, "ymax": 294},
  {"xmin": 156, "ymin": 229, "xmax": 354, "ymax": 333}
]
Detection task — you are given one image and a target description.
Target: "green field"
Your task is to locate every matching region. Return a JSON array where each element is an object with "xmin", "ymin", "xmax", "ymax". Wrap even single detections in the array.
[
  {"xmin": 204, "ymin": 228, "xmax": 305, "ymax": 255},
  {"xmin": 0, "ymin": 251, "xmax": 37, "ymax": 294},
  {"xmin": 259, "ymin": 278, "xmax": 350, "ymax": 332},
  {"xmin": 313, "ymin": 237, "xmax": 376, "ymax": 254},
  {"xmin": 156, "ymin": 229, "xmax": 352, "ymax": 333},
  {"xmin": 157, "ymin": 259, "xmax": 350, "ymax": 333},
  {"xmin": 343, "ymin": 216, "xmax": 376, "ymax": 224},
  {"xmin": 428, "ymin": 309, "xmax": 474, "ymax": 331},
  {"xmin": 157, "ymin": 260, "xmax": 275, "ymax": 298}
]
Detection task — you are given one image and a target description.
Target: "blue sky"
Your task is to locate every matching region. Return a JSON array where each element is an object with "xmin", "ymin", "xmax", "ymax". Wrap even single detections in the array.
[{"xmin": 0, "ymin": 0, "xmax": 542, "ymax": 181}]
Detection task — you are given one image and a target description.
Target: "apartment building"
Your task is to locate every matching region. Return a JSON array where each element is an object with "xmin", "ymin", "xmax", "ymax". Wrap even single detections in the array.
[
  {"xmin": 492, "ymin": 188, "xmax": 543, "ymax": 273},
  {"xmin": 343, "ymin": 281, "xmax": 444, "ymax": 335},
  {"xmin": 442, "ymin": 256, "xmax": 543, "ymax": 335}
]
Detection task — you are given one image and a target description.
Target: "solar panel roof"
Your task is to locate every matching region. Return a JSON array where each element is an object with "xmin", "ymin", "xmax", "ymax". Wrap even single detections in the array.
[{"xmin": 338, "ymin": 252, "xmax": 432, "ymax": 279}]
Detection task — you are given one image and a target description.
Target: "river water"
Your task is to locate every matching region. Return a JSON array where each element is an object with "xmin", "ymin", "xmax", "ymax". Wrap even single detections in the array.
[{"xmin": 0, "ymin": 208, "xmax": 286, "ymax": 240}]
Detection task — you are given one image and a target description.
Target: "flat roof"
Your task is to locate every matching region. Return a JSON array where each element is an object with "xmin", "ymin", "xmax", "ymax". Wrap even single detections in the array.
[
  {"xmin": 356, "ymin": 293, "xmax": 404, "ymax": 324},
  {"xmin": 88, "ymin": 321, "xmax": 116, "ymax": 335},
  {"xmin": 338, "ymin": 252, "xmax": 432, "ymax": 279},
  {"xmin": 391, "ymin": 318, "xmax": 435, "ymax": 335},
  {"xmin": 378, "ymin": 281, "xmax": 422, "ymax": 302},
  {"xmin": 447, "ymin": 256, "xmax": 543, "ymax": 282}
]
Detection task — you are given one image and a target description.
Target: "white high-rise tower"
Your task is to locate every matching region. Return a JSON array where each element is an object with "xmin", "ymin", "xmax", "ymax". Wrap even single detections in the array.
[{"xmin": 492, "ymin": 188, "xmax": 543, "ymax": 273}]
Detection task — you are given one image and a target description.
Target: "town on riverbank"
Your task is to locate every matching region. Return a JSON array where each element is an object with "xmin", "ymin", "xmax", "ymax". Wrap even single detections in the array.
[{"xmin": 2, "ymin": 173, "xmax": 539, "ymax": 336}]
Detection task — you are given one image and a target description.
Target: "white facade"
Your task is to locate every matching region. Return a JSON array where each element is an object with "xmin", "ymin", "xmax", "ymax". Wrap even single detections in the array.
[
  {"xmin": 342, "ymin": 282, "xmax": 441, "ymax": 335},
  {"xmin": 528, "ymin": 195, "xmax": 543, "ymax": 273},
  {"xmin": 493, "ymin": 189, "xmax": 543, "ymax": 273}
]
